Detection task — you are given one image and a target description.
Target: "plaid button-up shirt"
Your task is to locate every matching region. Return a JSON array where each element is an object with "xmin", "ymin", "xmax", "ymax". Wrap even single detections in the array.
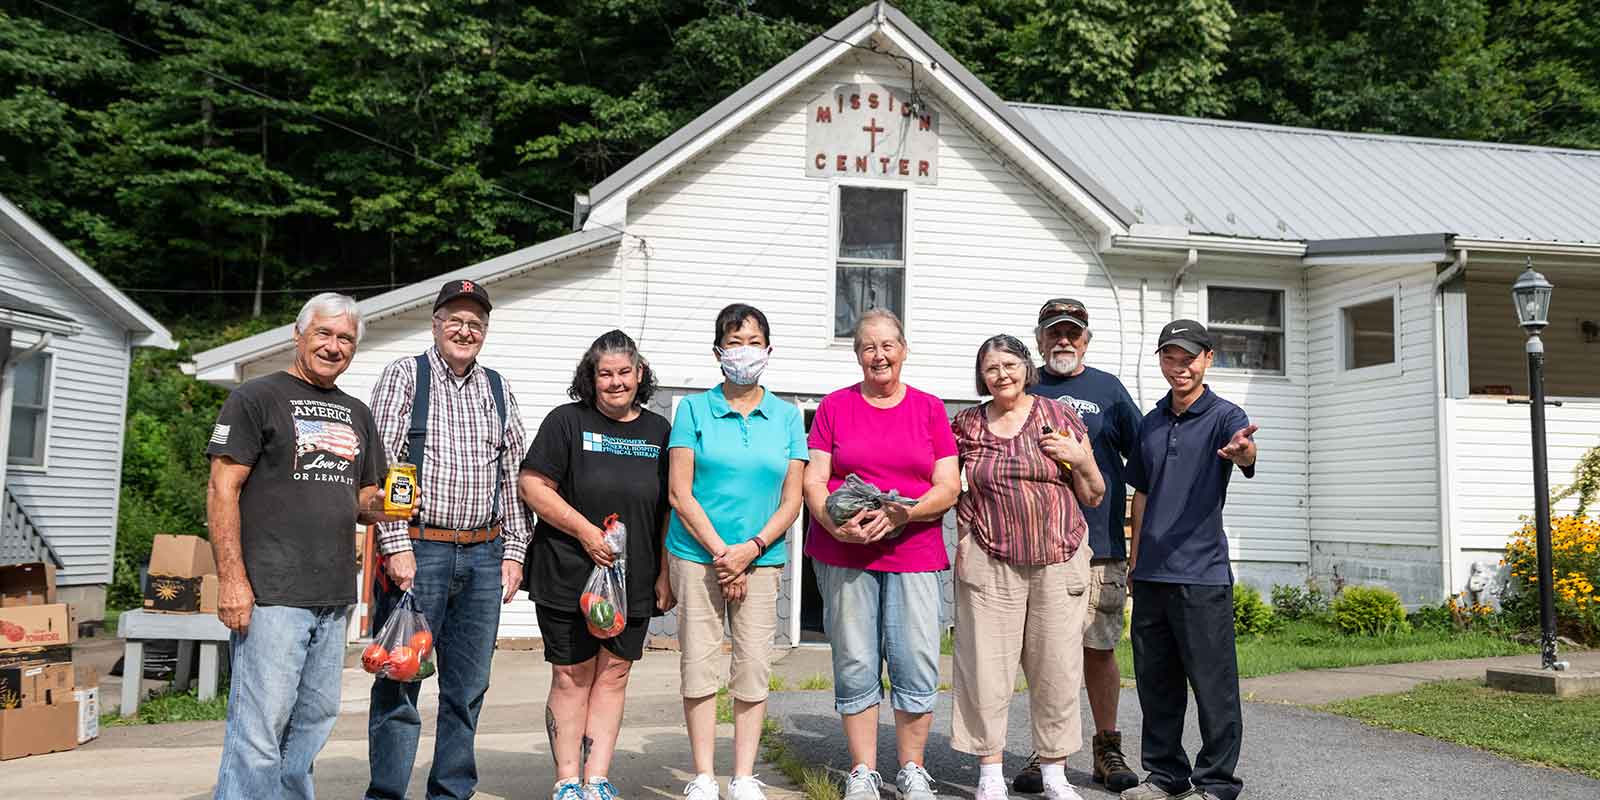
[{"xmin": 370, "ymin": 347, "xmax": 533, "ymax": 562}]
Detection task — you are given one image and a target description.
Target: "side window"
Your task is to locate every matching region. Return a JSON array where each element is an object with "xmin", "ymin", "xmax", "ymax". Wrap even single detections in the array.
[
  {"xmin": 835, "ymin": 187, "xmax": 905, "ymax": 338},
  {"xmin": 1205, "ymin": 286, "xmax": 1285, "ymax": 374},
  {"xmin": 1342, "ymin": 293, "xmax": 1398, "ymax": 371},
  {"xmin": 8, "ymin": 353, "xmax": 52, "ymax": 467}
]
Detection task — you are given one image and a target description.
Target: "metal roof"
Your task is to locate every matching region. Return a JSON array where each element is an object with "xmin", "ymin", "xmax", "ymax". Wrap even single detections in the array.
[{"xmin": 1013, "ymin": 104, "xmax": 1600, "ymax": 244}]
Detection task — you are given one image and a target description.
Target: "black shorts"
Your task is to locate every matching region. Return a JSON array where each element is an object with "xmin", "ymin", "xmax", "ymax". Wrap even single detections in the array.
[{"xmin": 535, "ymin": 604, "xmax": 651, "ymax": 665}]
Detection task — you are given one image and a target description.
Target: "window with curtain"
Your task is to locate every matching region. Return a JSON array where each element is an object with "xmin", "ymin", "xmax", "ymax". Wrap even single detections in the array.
[
  {"xmin": 835, "ymin": 187, "xmax": 905, "ymax": 338},
  {"xmin": 8, "ymin": 353, "xmax": 51, "ymax": 467}
]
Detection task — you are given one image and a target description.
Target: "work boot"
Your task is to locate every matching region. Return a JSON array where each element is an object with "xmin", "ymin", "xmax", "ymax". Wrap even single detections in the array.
[
  {"xmin": 1009, "ymin": 753, "xmax": 1042, "ymax": 795},
  {"xmin": 1093, "ymin": 731, "xmax": 1139, "ymax": 792}
]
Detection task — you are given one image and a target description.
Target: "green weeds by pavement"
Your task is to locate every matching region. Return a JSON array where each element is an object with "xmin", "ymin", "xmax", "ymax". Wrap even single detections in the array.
[
  {"xmin": 769, "ymin": 675, "xmax": 789, "ymax": 692},
  {"xmin": 1114, "ymin": 620, "xmax": 1531, "ymax": 680},
  {"xmin": 1323, "ymin": 680, "xmax": 1600, "ymax": 778},
  {"xmin": 101, "ymin": 688, "xmax": 227, "ymax": 727},
  {"xmin": 761, "ymin": 718, "xmax": 842, "ymax": 800},
  {"xmin": 939, "ymin": 628, "xmax": 955, "ymax": 656},
  {"xmin": 797, "ymin": 674, "xmax": 832, "ymax": 691},
  {"xmin": 715, "ymin": 686, "xmax": 733, "ymax": 723}
]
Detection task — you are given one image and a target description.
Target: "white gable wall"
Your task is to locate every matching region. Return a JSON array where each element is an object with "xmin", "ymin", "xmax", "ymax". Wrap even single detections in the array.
[
  {"xmin": 0, "ymin": 234, "xmax": 133, "ymax": 586},
  {"xmin": 1304, "ymin": 263, "xmax": 1442, "ymax": 603}
]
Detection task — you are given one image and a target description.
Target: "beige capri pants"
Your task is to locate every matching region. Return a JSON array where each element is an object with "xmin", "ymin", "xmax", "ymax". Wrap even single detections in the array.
[
  {"xmin": 951, "ymin": 535, "xmax": 1093, "ymax": 759},
  {"xmin": 669, "ymin": 554, "xmax": 782, "ymax": 703}
]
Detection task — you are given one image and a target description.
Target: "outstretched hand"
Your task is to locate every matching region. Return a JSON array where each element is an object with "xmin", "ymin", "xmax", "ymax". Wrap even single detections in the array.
[{"xmin": 1217, "ymin": 424, "xmax": 1259, "ymax": 467}]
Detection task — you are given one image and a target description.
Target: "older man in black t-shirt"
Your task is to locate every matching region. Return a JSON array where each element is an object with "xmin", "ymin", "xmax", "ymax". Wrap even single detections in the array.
[{"xmin": 206, "ymin": 293, "xmax": 410, "ymax": 800}]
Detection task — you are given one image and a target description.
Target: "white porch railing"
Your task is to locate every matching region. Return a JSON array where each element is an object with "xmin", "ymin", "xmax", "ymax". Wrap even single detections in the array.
[{"xmin": 0, "ymin": 486, "xmax": 61, "ymax": 567}]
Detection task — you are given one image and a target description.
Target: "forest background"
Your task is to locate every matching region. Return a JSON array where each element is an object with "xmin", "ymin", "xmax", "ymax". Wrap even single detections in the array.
[{"xmin": 2, "ymin": 0, "xmax": 1596, "ymax": 605}]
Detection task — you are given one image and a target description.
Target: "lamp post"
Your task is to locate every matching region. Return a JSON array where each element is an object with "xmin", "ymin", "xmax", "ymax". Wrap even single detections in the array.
[{"xmin": 1511, "ymin": 258, "xmax": 1563, "ymax": 671}]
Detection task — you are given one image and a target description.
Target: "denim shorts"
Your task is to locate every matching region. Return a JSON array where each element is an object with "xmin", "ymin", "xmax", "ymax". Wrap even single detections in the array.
[{"xmin": 814, "ymin": 561, "xmax": 942, "ymax": 715}]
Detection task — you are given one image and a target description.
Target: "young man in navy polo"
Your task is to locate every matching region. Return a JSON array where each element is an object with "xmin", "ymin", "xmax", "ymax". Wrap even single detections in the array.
[{"xmin": 1121, "ymin": 320, "xmax": 1258, "ymax": 800}]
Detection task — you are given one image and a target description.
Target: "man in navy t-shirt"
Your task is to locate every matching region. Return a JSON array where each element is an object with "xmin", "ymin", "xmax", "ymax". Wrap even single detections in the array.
[
  {"xmin": 1011, "ymin": 298, "xmax": 1141, "ymax": 795},
  {"xmin": 1122, "ymin": 320, "xmax": 1258, "ymax": 800}
]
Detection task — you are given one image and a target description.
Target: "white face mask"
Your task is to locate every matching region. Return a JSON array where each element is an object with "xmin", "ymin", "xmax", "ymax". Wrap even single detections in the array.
[{"xmin": 716, "ymin": 345, "xmax": 771, "ymax": 385}]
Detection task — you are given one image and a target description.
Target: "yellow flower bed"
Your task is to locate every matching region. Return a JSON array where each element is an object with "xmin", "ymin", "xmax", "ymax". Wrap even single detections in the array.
[{"xmin": 1503, "ymin": 514, "xmax": 1600, "ymax": 643}]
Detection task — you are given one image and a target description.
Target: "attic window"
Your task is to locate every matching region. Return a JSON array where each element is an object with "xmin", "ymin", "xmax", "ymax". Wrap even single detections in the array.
[{"xmin": 834, "ymin": 187, "xmax": 905, "ymax": 338}]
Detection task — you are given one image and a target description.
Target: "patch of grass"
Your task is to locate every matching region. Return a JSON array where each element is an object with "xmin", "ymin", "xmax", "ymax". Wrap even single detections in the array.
[
  {"xmin": 769, "ymin": 675, "xmax": 789, "ymax": 692},
  {"xmin": 102, "ymin": 688, "xmax": 227, "ymax": 727},
  {"xmin": 102, "ymin": 607, "xmax": 125, "ymax": 636},
  {"xmin": 797, "ymin": 673, "xmax": 833, "ymax": 691},
  {"xmin": 1324, "ymin": 680, "xmax": 1600, "ymax": 778},
  {"xmin": 761, "ymin": 718, "xmax": 842, "ymax": 800},
  {"xmin": 1113, "ymin": 620, "xmax": 1532, "ymax": 680},
  {"xmin": 939, "ymin": 627, "xmax": 955, "ymax": 656},
  {"xmin": 715, "ymin": 686, "xmax": 733, "ymax": 724}
]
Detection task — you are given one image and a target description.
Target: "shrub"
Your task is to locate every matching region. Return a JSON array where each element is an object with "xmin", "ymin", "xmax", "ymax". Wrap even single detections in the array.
[
  {"xmin": 1331, "ymin": 586, "xmax": 1410, "ymax": 636},
  {"xmin": 1271, "ymin": 582, "xmax": 1329, "ymax": 621},
  {"xmin": 1502, "ymin": 513, "xmax": 1600, "ymax": 644},
  {"xmin": 1407, "ymin": 602, "xmax": 1454, "ymax": 633},
  {"xmin": 1233, "ymin": 584, "xmax": 1279, "ymax": 636}
]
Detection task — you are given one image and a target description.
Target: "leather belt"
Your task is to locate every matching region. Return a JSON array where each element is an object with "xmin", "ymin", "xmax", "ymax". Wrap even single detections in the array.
[{"xmin": 408, "ymin": 525, "xmax": 500, "ymax": 545}]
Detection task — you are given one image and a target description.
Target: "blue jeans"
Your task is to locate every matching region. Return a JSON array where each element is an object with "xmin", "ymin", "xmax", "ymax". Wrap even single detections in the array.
[
  {"xmin": 366, "ymin": 537, "xmax": 504, "ymax": 800},
  {"xmin": 214, "ymin": 604, "xmax": 351, "ymax": 800},
  {"xmin": 814, "ymin": 562, "xmax": 942, "ymax": 715}
]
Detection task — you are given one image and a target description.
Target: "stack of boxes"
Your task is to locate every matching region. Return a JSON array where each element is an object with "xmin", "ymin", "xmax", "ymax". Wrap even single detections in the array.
[
  {"xmin": 0, "ymin": 562, "xmax": 96, "ymax": 759},
  {"xmin": 142, "ymin": 535, "xmax": 219, "ymax": 614}
]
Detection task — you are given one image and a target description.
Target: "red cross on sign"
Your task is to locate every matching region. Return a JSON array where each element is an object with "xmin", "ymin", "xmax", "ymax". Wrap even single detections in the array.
[{"xmin": 862, "ymin": 118, "xmax": 884, "ymax": 152}]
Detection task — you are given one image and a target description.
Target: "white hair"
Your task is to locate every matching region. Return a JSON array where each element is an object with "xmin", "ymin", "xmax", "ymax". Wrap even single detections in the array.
[{"xmin": 295, "ymin": 293, "xmax": 364, "ymax": 342}]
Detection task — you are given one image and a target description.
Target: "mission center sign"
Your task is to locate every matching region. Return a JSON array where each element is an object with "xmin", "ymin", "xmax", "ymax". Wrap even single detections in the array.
[{"xmin": 806, "ymin": 83, "xmax": 939, "ymax": 184}]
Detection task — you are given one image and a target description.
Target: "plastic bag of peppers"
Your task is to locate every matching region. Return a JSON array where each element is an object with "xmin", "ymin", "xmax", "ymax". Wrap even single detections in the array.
[{"xmin": 579, "ymin": 514, "xmax": 628, "ymax": 639}]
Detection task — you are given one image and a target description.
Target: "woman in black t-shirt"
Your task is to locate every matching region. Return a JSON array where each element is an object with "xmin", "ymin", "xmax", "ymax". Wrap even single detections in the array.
[{"xmin": 519, "ymin": 330, "xmax": 673, "ymax": 800}]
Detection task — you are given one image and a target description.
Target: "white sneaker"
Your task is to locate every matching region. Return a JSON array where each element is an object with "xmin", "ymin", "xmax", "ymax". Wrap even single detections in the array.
[
  {"xmin": 728, "ymin": 775, "xmax": 769, "ymax": 800},
  {"xmin": 684, "ymin": 774, "xmax": 720, "ymax": 800},
  {"xmin": 845, "ymin": 764, "xmax": 883, "ymax": 800},
  {"xmin": 975, "ymin": 776, "xmax": 1012, "ymax": 800},
  {"xmin": 555, "ymin": 780, "xmax": 588, "ymax": 800},
  {"xmin": 894, "ymin": 763, "xmax": 936, "ymax": 800},
  {"xmin": 1041, "ymin": 780, "xmax": 1084, "ymax": 800}
]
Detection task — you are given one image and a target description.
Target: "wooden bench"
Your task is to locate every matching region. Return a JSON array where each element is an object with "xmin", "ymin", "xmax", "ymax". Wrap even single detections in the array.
[{"xmin": 117, "ymin": 609, "xmax": 231, "ymax": 717}]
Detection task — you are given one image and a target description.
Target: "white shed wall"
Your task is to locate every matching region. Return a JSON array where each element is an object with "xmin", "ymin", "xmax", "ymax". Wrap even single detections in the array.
[{"xmin": 0, "ymin": 235, "xmax": 133, "ymax": 586}]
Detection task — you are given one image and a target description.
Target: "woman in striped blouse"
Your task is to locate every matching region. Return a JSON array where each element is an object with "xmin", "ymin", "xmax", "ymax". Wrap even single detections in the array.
[{"xmin": 950, "ymin": 334, "xmax": 1105, "ymax": 800}]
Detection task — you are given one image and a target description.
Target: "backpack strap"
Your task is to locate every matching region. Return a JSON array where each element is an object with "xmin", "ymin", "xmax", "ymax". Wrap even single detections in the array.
[
  {"xmin": 406, "ymin": 353, "xmax": 431, "ymax": 483},
  {"xmin": 483, "ymin": 366, "xmax": 508, "ymax": 521}
]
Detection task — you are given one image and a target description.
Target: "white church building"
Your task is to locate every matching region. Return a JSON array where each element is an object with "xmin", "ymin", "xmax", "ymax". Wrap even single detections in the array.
[{"xmin": 191, "ymin": 3, "xmax": 1600, "ymax": 645}]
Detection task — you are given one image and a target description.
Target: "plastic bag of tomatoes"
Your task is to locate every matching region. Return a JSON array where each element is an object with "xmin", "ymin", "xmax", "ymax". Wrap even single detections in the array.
[
  {"xmin": 578, "ymin": 514, "xmax": 628, "ymax": 639},
  {"xmin": 361, "ymin": 589, "xmax": 436, "ymax": 682}
]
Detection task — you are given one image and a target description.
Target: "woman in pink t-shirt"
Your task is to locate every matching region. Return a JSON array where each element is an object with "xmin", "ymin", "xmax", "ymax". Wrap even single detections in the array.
[{"xmin": 801, "ymin": 309, "xmax": 960, "ymax": 800}]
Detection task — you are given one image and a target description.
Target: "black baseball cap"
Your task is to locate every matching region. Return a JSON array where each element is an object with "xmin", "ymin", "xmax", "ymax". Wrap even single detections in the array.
[
  {"xmin": 1036, "ymin": 298, "xmax": 1089, "ymax": 332},
  {"xmin": 1156, "ymin": 319, "xmax": 1213, "ymax": 354},
  {"xmin": 433, "ymin": 279, "xmax": 492, "ymax": 314}
]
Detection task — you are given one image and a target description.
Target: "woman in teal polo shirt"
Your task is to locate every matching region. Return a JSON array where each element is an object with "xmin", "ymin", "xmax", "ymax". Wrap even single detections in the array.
[{"xmin": 667, "ymin": 303, "xmax": 807, "ymax": 800}]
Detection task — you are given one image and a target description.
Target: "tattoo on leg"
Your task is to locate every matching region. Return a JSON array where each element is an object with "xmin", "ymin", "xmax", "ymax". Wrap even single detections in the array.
[
  {"xmin": 581, "ymin": 735, "xmax": 593, "ymax": 771},
  {"xmin": 546, "ymin": 705, "xmax": 559, "ymax": 766}
]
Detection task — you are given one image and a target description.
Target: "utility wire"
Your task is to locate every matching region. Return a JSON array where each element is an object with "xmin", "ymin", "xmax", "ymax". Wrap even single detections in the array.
[{"xmin": 30, "ymin": 0, "xmax": 644, "ymax": 245}]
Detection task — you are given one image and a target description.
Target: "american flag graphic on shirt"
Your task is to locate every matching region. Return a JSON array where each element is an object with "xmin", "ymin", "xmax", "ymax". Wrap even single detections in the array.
[{"xmin": 294, "ymin": 418, "xmax": 360, "ymax": 461}]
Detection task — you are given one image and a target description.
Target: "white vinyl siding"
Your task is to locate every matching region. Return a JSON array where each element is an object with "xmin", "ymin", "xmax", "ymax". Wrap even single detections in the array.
[
  {"xmin": 1306, "ymin": 264, "xmax": 1439, "ymax": 549},
  {"xmin": 0, "ymin": 237, "xmax": 134, "ymax": 586}
]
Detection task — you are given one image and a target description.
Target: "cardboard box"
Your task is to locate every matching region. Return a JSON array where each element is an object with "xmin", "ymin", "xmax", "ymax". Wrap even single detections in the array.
[
  {"xmin": 71, "ymin": 687, "xmax": 98, "ymax": 743},
  {"xmin": 0, "ymin": 701, "xmax": 78, "ymax": 759},
  {"xmin": 0, "ymin": 645, "xmax": 70, "ymax": 668},
  {"xmin": 0, "ymin": 603, "xmax": 75, "ymax": 650},
  {"xmin": 0, "ymin": 663, "xmax": 73, "ymax": 708},
  {"xmin": 0, "ymin": 562, "xmax": 55, "ymax": 607},
  {"xmin": 143, "ymin": 534, "xmax": 218, "ymax": 614}
]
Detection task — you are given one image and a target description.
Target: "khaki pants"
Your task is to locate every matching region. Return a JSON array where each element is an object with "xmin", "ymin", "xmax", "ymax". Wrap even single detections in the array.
[
  {"xmin": 669, "ymin": 555, "xmax": 782, "ymax": 703},
  {"xmin": 951, "ymin": 535, "xmax": 1092, "ymax": 758}
]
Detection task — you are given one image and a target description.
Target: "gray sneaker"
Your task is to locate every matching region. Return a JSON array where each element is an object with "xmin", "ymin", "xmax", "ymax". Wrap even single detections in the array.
[
  {"xmin": 1120, "ymin": 782, "xmax": 1175, "ymax": 800},
  {"xmin": 844, "ymin": 765, "xmax": 883, "ymax": 800},
  {"xmin": 894, "ymin": 763, "xmax": 936, "ymax": 800}
]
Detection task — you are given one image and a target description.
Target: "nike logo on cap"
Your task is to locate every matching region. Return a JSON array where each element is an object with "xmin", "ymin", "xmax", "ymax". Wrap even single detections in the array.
[{"xmin": 1169, "ymin": 327, "xmax": 1188, "ymax": 334}]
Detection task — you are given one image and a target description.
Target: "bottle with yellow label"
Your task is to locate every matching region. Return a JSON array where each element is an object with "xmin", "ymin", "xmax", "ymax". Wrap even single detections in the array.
[{"xmin": 384, "ymin": 462, "xmax": 418, "ymax": 514}]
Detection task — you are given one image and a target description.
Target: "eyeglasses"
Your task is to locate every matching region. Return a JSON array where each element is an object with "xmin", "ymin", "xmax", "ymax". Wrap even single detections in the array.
[{"xmin": 436, "ymin": 316, "xmax": 486, "ymax": 336}]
